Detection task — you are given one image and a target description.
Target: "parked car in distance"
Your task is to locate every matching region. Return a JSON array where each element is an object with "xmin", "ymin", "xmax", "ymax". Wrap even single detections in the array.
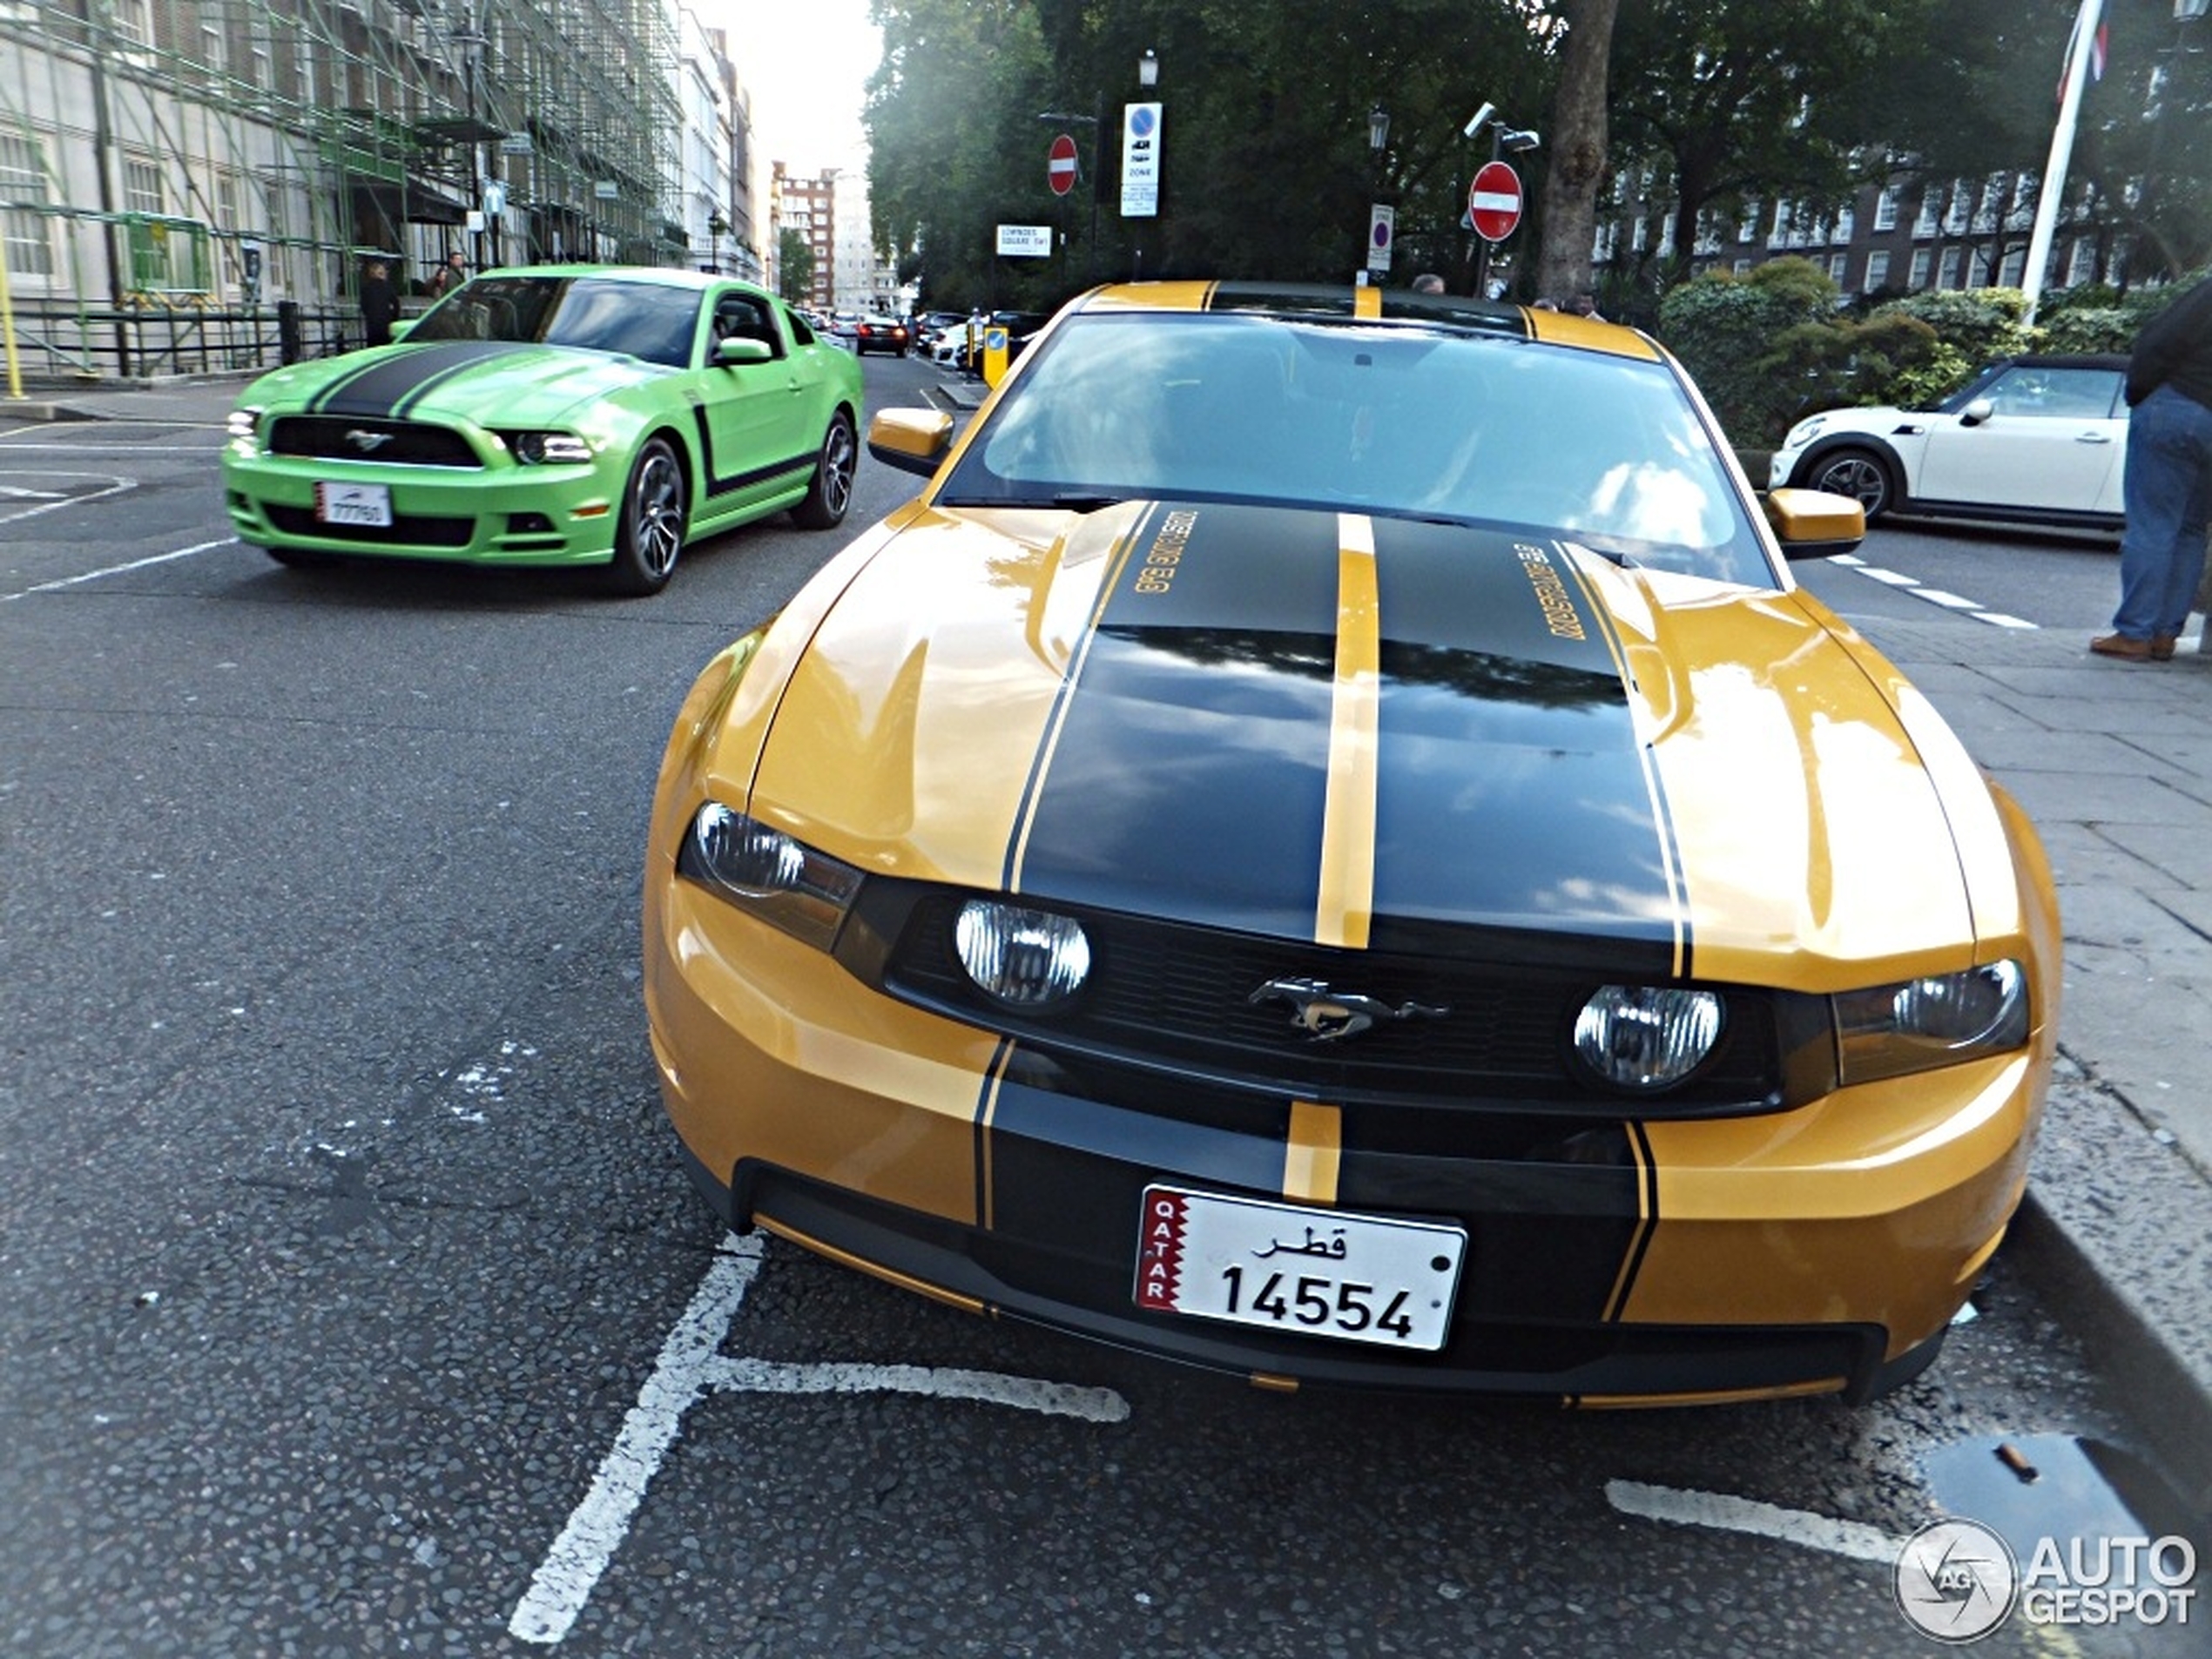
[
  {"xmin": 221, "ymin": 266, "xmax": 863, "ymax": 596},
  {"xmin": 643, "ymin": 279, "xmax": 2057, "ymax": 1407},
  {"xmin": 1770, "ymin": 354, "xmax": 2128, "ymax": 531},
  {"xmin": 853, "ymin": 315, "xmax": 911, "ymax": 355}
]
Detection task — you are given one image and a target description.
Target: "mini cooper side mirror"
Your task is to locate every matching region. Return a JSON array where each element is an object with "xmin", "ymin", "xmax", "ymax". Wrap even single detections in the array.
[{"xmin": 1958, "ymin": 397, "xmax": 1994, "ymax": 427}]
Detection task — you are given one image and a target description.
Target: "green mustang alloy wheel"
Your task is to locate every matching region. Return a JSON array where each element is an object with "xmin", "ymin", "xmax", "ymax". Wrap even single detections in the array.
[{"xmin": 219, "ymin": 265, "xmax": 864, "ymax": 594}]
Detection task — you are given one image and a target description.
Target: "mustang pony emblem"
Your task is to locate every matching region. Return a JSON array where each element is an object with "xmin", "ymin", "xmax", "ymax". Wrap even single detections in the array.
[
  {"xmin": 345, "ymin": 428, "xmax": 394, "ymax": 452},
  {"xmin": 1249, "ymin": 976, "xmax": 1449, "ymax": 1043}
]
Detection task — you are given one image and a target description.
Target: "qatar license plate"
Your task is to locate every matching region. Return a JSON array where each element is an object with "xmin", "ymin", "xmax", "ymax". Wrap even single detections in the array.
[
  {"xmin": 1135, "ymin": 1185, "xmax": 1465, "ymax": 1352},
  {"xmin": 314, "ymin": 481, "xmax": 392, "ymax": 527}
]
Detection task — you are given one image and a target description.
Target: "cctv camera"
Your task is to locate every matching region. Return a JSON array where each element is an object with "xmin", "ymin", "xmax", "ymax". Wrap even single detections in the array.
[{"xmin": 1462, "ymin": 102, "xmax": 1495, "ymax": 138}]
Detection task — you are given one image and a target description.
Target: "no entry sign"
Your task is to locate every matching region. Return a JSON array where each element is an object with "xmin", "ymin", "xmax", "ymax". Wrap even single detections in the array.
[
  {"xmin": 1468, "ymin": 160, "xmax": 1522, "ymax": 242},
  {"xmin": 1048, "ymin": 133, "xmax": 1079, "ymax": 197}
]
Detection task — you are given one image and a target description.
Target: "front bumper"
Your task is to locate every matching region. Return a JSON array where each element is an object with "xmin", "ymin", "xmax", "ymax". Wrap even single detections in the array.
[
  {"xmin": 220, "ymin": 447, "xmax": 620, "ymax": 567},
  {"xmin": 644, "ymin": 886, "xmax": 2038, "ymax": 1406}
]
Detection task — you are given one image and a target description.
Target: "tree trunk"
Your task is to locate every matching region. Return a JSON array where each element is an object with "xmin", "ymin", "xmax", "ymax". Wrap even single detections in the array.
[{"xmin": 1534, "ymin": 0, "xmax": 1622, "ymax": 307}]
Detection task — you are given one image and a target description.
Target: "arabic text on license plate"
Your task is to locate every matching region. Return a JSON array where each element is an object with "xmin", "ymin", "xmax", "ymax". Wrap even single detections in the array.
[
  {"xmin": 314, "ymin": 481, "xmax": 393, "ymax": 527},
  {"xmin": 1134, "ymin": 1185, "xmax": 1465, "ymax": 1352}
]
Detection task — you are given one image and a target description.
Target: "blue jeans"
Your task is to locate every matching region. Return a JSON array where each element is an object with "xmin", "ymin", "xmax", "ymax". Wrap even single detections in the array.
[{"xmin": 2111, "ymin": 384, "xmax": 2212, "ymax": 640}]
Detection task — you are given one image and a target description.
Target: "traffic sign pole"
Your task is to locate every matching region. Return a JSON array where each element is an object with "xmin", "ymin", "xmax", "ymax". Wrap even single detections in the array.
[{"xmin": 1467, "ymin": 159, "xmax": 1522, "ymax": 300}]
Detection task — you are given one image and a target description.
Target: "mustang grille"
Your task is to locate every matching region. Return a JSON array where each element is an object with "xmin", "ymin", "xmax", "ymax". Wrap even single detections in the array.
[
  {"xmin": 264, "ymin": 504, "xmax": 474, "ymax": 548},
  {"xmin": 878, "ymin": 894, "xmax": 1786, "ymax": 1112},
  {"xmin": 267, "ymin": 416, "xmax": 481, "ymax": 469}
]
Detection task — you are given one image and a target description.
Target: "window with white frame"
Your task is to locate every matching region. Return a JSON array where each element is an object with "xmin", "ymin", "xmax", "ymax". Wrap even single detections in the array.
[
  {"xmin": 1973, "ymin": 177, "xmax": 2001, "ymax": 233},
  {"xmin": 1829, "ymin": 253, "xmax": 1847, "ymax": 281},
  {"xmin": 124, "ymin": 156, "xmax": 165, "ymax": 217},
  {"xmin": 1834, "ymin": 203, "xmax": 1855, "ymax": 242},
  {"xmin": 1864, "ymin": 250, "xmax": 1891, "ymax": 291},
  {"xmin": 0, "ymin": 132, "xmax": 56, "ymax": 278},
  {"xmin": 1910, "ymin": 248, "xmax": 1932, "ymax": 288},
  {"xmin": 199, "ymin": 21, "xmax": 226, "ymax": 79},
  {"xmin": 1939, "ymin": 246, "xmax": 1963, "ymax": 288},
  {"xmin": 1737, "ymin": 199, "xmax": 1760, "ymax": 241},
  {"xmin": 1770, "ymin": 199, "xmax": 1790, "ymax": 247},
  {"xmin": 111, "ymin": 0, "xmax": 152, "ymax": 47},
  {"xmin": 2066, "ymin": 239, "xmax": 2095, "ymax": 287},
  {"xmin": 2000, "ymin": 246, "xmax": 2027, "ymax": 285},
  {"xmin": 1946, "ymin": 180, "xmax": 1971, "ymax": 233},
  {"xmin": 1914, "ymin": 188, "xmax": 1939, "ymax": 236},
  {"xmin": 1872, "ymin": 187, "xmax": 1898, "ymax": 231}
]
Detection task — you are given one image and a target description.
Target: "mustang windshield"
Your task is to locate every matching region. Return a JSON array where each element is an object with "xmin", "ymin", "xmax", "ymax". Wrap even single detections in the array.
[
  {"xmin": 408, "ymin": 276, "xmax": 704, "ymax": 368},
  {"xmin": 940, "ymin": 311, "xmax": 1769, "ymax": 583}
]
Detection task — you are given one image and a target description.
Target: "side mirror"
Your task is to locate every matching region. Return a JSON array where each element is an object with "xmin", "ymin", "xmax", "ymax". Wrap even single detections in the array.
[
  {"xmin": 1764, "ymin": 487, "xmax": 1865, "ymax": 560},
  {"xmin": 867, "ymin": 408, "xmax": 957, "ymax": 477},
  {"xmin": 388, "ymin": 319, "xmax": 414, "ymax": 343},
  {"xmin": 1958, "ymin": 397, "xmax": 1994, "ymax": 428},
  {"xmin": 714, "ymin": 337, "xmax": 774, "ymax": 367}
]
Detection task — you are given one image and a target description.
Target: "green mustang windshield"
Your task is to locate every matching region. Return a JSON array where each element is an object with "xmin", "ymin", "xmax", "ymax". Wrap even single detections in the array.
[{"xmin": 409, "ymin": 275, "xmax": 705, "ymax": 368}]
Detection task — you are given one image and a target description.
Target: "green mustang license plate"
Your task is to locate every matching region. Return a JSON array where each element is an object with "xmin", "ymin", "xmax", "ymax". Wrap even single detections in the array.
[
  {"xmin": 1135, "ymin": 1185, "xmax": 1466, "ymax": 1351},
  {"xmin": 314, "ymin": 481, "xmax": 393, "ymax": 528}
]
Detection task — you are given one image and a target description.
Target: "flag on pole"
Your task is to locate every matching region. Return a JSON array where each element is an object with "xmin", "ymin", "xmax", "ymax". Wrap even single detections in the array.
[{"xmin": 2057, "ymin": 19, "xmax": 2107, "ymax": 105}]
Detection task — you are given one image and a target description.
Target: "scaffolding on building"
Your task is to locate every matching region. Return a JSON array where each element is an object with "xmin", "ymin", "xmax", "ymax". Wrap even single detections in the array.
[{"xmin": 1, "ymin": 0, "xmax": 690, "ymax": 381}]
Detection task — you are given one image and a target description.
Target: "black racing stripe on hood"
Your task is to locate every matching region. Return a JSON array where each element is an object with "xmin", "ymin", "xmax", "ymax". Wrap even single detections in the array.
[
  {"xmin": 307, "ymin": 341, "xmax": 536, "ymax": 417},
  {"xmin": 1012, "ymin": 504, "xmax": 1342, "ymax": 939},
  {"xmin": 1367, "ymin": 520, "xmax": 1682, "ymax": 971}
]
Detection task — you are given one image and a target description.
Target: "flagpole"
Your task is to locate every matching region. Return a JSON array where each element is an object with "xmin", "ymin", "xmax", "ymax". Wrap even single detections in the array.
[{"xmin": 2023, "ymin": 0, "xmax": 2104, "ymax": 325}]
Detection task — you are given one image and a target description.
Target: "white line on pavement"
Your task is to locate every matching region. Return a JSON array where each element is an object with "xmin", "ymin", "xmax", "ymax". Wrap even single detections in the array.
[
  {"xmin": 0, "ymin": 471, "xmax": 132, "ymax": 527},
  {"xmin": 509, "ymin": 1231, "xmax": 1130, "ymax": 1646},
  {"xmin": 0, "ymin": 536, "xmax": 237, "ymax": 603},
  {"xmin": 1604, "ymin": 1478, "xmax": 1904, "ymax": 1566}
]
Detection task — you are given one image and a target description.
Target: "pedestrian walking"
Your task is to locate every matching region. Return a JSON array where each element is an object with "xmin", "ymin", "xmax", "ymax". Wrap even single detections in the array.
[
  {"xmin": 359, "ymin": 259, "xmax": 398, "ymax": 347},
  {"xmin": 2092, "ymin": 273, "xmax": 2212, "ymax": 662}
]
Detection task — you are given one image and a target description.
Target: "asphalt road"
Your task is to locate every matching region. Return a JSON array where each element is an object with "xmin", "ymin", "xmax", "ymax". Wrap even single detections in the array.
[{"xmin": 0, "ymin": 357, "xmax": 2196, "ymax": 1658}]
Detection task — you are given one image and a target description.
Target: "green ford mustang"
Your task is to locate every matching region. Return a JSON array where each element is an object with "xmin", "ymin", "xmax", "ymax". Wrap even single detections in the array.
[{"xmin": 221, "ymin": 265, "xmax": 864, "ymax": 595}]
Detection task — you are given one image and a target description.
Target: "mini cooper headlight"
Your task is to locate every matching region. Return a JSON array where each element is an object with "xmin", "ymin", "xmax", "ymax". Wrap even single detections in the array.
[
  {"xmin": 1572, "ymin": 985, "xmax": 1724, "ymax": 1091},
  {"xmin": 954, "ymin": 900, "xmax": 1091, "ymax": 1010},
  {"xmin": 1784, "ymin": 415, "xmax": 1827, "ymax": 448},
  {"xmin": 1834, "ymin": 961, "xmax": 2029, "ymax": 1084},
  {"xmin": 678, "ymin": 803, "xmax": 861, "ymax": 951},
  {"xmin": 500, "ymin": 430, "xmax": 592, "ymax": 464}
]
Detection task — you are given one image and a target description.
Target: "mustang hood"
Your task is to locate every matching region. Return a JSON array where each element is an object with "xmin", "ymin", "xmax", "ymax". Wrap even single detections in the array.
[
  {"xmin": 748, "ymin": 500, "xmax": 1980, "ymax": 986},
  {"xmin": 273, "ymin": 341, "xmax": 663, "ymax": 426}
]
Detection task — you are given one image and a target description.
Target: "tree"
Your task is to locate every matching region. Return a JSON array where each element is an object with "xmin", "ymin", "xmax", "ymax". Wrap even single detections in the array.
[
  {"xmin": 778, "ymin": 228, "xmax": 815, "ymax": 304},
  {"xmin": 1534, "ymin": 0, "xmax": 1619, "ymax": 306}
]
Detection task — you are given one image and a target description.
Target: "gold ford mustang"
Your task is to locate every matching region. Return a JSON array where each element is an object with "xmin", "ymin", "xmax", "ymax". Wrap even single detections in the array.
[{"xmin": 644, "ymin": 280, "xmax": 2059, "ymax": 1406}]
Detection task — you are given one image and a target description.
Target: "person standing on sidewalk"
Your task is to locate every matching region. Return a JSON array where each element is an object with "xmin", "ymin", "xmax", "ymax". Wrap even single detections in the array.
[
  {"xmin": 2093, "ymin": 273, "xmax": 2212, "ymax": 662},
  {"xmin": 359, "ymin": 260, "xmax": 398, "ymax": 347}
]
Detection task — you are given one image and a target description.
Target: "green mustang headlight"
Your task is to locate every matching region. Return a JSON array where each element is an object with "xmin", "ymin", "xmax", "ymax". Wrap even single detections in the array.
[
  {"xmin": 499, "ymin": 430, "xmax": 593, "ymax": 464},
  {"xmin": 226, "ymin": 408, "xmax": 263, "ymax": 442},
  {"xmin": 1835, "ymin": 961, "xmax": 2029, "ymax": 1084},
  {"xmin": 678, "ymin": 804, "xmax": 861, "ymax": 951}
]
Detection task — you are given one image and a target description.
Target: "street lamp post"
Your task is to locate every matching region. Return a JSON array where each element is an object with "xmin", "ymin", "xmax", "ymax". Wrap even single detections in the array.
[
  {"xmin": 1042, "ymin": 50, "xmax": 1160, "ymax": 287},
  {"xmin": 451, "ymin": 20, "xmax": 490, "ymax": 268}
]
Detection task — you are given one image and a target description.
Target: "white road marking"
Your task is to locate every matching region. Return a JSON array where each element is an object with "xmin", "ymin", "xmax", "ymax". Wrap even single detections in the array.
[
  {"xmin": 1912, "ymin": 588, "xmax": 1982, "ymax": 610},
  {"xmin": 0, "ymin": 470, "xmax": 133, "ymax": 526},
  {"xmin": 1823, "ymin": 555, "xmax": 2041, "ymax": 631},
  {"xmin": 509, "ymin": 1231, "xmax": 1130, "ymax": 1646},
  {"xmin": 0, "ymin": 536, "xmax": 237, "ymax": 603},
  {"xmin": 1605, "ymin": 1478, "xmax": 1905, "ymax": 1566}
]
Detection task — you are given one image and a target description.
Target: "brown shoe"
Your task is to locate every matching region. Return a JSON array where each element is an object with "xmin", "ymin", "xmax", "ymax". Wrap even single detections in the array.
[
  {"xmin": 2091, "ymin": 633, "xmax": 2154, "ymax": 661},
  {"xmin": 2152, "ymin": 635, "xmax": 2179, "ymax": 661}
]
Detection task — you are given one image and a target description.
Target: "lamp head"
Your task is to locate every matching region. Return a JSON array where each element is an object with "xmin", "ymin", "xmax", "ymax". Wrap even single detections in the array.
[
  {"xmin": 1501, "ymin": 128, "xmax": 1542, "ymax": 153},
  {"xmin": 1462, "ymin": 102, "xmax": 1496, "ymax": 139}
]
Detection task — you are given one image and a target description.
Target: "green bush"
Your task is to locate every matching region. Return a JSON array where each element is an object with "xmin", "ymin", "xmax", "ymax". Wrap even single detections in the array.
[{"xmin": 1658, "ymin": 258, "xmax": 1844, "ymax": 445}]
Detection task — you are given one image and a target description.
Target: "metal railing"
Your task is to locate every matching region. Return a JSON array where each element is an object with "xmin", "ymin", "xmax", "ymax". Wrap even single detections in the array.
[{"xmin": 3, "ymin": 296, "xmax": 368, "ymax": 384}]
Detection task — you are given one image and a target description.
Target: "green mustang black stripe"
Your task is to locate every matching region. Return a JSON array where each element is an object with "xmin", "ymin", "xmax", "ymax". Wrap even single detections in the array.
[
  {"xmin": 685, "ymin": 405, "xmax": 814, "ymax": 502},
  {"xmin": 307, "ymin": 341, "xmax": 535, "ymax": 417}
]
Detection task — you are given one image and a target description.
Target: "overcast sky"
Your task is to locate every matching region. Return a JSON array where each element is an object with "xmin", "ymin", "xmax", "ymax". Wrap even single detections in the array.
[{"xmin": 722, "ymin": 0, "xmax": 881, "ymax": 175}]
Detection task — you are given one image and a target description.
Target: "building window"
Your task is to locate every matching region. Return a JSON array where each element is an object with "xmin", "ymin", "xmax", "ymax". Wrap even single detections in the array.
[
  {"xmin": 0, "ymin": 132, "xmax": 56, "ymax": 279},
  {"xmin": 2066, "ymin": 239, "xmax": 2095, "ymax": 287},
  {"xmin": 1945, "ymin": 180, "xmax": 1971, "ymax": 234},
  {"xmin": 124, "ymin": 157, "xmax": 165, "ymax": 217},
  {"xmin": 1829, "ymin": 253, "xmax": 1848, "ymax": 281},
  {"xmin": 1737, "ymin": 199, "xmax": 1760, "ymax": 242},
  {"xmin": 111, "ymin": 0, "xmax": 152, "ymax": 47},
  {"xmin": 1863, "ymin": 250, "xmax": 1891, "ymax": 292},
  {"xmin": 1732, "ymin": 258, "xmax": 1752, "ymax": 275},
  {"xmin": 2000, "ymin": 246, "xmax": 2027, "ymax": 286},
  {"xmin": 1910, "ymin": 248, "xmax": 1932, "ymax": 288},
  {"xmin": 1914, "ymin": 189, "xmax": 1939, "ymax": 236},
  {"xmin": 1872, "ymin": 187, "xmax": 1898, "ymax": 231},
  {"xmin": 1769, "ymin": 199, "xmax": 1790, "ymax": 248},
  {"xmin": 1834, "ymin": 204, "xmax": 1855, "ymax": 242},
  {"xmin": 1939, "ymin": 246, "xmax": 1964, "ymax": 288}
]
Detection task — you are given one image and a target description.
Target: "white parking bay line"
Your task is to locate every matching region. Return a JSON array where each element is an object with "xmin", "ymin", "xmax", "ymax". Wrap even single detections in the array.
[
  {"xmin": 1, "ymin": 536, "xmax": 237, "ymax": 603},
  {"xmin": 1604, "ymin": 1478, "xmax": 1903, "ymax": 1566},
  {"xmin": 509, "ymin": 1231, "xmax": 1130, "ymax": 1646}
]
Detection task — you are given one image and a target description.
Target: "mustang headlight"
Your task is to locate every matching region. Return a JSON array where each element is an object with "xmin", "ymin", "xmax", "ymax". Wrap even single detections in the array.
[
  {"xmin": 954, "ymin": 900, "xmax": 1090, "ymax": 1011},
  {"xmin": 226, "ymin": 407, "xmax": 263, "ymax": 442},
  {"xmin": 678, "ymin": 803, "xmax": 861, "ymax": 951},
  {"xmin": 500, "ymin": 430, "xmax": 592, "ymax": 464},
  {"xmin": 1834, "ymin": 961, "xmax": 2029, "ymax": 1084},
  {"xmin": 1573, "ymin": 985, "xmax": 1724, "ymax": 1091}
]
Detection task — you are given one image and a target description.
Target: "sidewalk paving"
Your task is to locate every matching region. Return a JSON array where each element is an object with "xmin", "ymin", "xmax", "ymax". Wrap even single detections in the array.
[{"xmin": 10, "ymin": 372, "xmax": 2211, "ymax": 1504}]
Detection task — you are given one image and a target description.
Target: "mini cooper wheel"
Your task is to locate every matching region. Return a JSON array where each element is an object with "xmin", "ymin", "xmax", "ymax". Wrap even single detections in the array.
[
  {"xmin": 792, "ymin": 411, "xmax": 856, "ymax": 530},
  {"xmin": 1809, "ymin": 445, "xmax": 1897, "ymax": 523},
  {"xmin": 603, "ymin": 436, "xmax": 687, "ymax": 596}
]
